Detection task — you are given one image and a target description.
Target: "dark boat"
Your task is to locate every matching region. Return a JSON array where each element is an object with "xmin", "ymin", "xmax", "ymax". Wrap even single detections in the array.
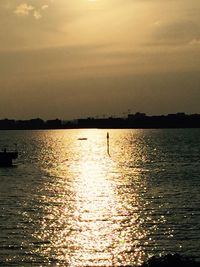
[{"xmin": 0, "ymin": 149, "xmax": 18, "ymax": 167}]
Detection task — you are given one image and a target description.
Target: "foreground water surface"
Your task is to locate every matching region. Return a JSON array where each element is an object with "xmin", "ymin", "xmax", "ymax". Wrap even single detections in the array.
[{"xmin": 0, "ymin": 129, "xmax": 200, "ymax": 266}]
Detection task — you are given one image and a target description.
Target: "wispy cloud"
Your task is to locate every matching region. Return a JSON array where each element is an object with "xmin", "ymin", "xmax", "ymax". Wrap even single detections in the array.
[
  {"xmin": 33, "ymin": 10, "xmax": 42, "ymax": 20},
  {"xmin": 41, "ymin": 5, "xmax": 49, "ymax": 11},
  {"xmin": 14, "ymin": 2, "xmax": 48, "ymax": 20},
  {"xmin": 14, "ymin": 3, "xmax": 34, "ymax": 16}
]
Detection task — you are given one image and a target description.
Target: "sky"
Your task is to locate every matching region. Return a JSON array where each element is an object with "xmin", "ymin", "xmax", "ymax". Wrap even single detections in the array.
[{"xmin": 0, "ymin": 0, "xmax": 200, "ymax": 119}]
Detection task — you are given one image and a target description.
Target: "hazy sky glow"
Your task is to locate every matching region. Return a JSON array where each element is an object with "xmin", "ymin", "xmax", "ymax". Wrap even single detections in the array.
[{"xmin": 1, "ymin": 0, "xmax": 200, "ymax": 119}]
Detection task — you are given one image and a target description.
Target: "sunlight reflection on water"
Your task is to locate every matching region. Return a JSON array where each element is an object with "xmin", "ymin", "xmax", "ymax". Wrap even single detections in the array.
[
  {"xmin": 0, "ymin": 129, "xmax": 200, "ymax": 266},
  {"xmin": 32, "ymin": 130, "xmax": 150, "ymax": 266}
]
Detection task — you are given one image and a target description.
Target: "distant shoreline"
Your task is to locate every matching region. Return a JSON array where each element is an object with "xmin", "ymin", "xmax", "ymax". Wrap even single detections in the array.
[
  {"xmin": 1, "ymin": 112, "xmax": 200, "ymax": 130},
  {"xmin": 1, "ymin": 127, "xmax": 200, "ymax": 131}
]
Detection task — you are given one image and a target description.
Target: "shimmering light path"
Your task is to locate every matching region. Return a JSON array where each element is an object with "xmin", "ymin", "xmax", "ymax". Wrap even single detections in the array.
[
  {"xmin": 32, "ymin": 130, "xmax": 150, "ymax": 266},
  {"xmin": 0, "ymin": 129, "xmax": 200, "ymax": 266}
]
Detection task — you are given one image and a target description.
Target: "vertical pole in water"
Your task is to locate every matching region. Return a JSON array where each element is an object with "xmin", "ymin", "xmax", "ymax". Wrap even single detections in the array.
[{"xmin": 107, "ymin": 132, "xmax": 110, "ymax": 156}]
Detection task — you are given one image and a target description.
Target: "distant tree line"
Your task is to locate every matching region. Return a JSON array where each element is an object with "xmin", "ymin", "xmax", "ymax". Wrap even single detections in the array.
[
  {"xmin": 77, "ymin": 112, "xmax": 200, "ymax": 128},
  {"xmin": 0, "ymin": 118, "xmax": 70, "ymax": 130},
  {"xmin": 1, "ymin": 113, "xmax": 200, "ymax": 130}
]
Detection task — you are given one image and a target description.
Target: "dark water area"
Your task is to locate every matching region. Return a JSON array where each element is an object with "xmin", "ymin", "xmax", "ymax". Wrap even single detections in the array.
[{"xmin": 0, "ymin": 129, "xmax": 200, "ymax": 266}]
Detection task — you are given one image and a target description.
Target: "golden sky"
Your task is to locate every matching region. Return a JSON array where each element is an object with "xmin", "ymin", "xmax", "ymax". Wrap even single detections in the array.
[{"xmin": 0, "ymin": 0, "xmax": 200, "ymax": 119}]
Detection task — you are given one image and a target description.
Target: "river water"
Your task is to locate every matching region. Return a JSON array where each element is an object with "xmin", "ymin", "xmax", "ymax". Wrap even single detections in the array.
[{"xmin": 0, "ymin": 129, "xmax": 200, "ymax": 266}]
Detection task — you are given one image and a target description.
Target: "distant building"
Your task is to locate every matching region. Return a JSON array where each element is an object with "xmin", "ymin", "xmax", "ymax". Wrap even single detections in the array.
[{"xmin": 128, "ymin": 112, "xmax": 146, "ymax": 119}]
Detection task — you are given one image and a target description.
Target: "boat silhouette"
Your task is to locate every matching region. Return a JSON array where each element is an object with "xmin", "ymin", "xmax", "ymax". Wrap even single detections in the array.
[{"xmin": 0, "ymin": 148, "xmax": 18, "ymax": 167}]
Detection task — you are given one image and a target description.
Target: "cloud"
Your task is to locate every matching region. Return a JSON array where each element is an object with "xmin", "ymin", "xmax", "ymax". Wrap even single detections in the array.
[
  {"xmin": 14, "ymin": 2, "xmax": 48, "ymax": 20},
  {"xmin": 33, "ymin": 10, "xmax": 42, "ymax": 20},
  {"xmin": 14, "ymin": 3, "xmax": 34, "ymax": 16},
  {"xmin": 41, "ymin": 5, "xmax": 49, "ymax": 11}
]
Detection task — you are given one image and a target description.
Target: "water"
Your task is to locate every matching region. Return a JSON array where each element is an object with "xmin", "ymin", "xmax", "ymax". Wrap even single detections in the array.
[{"xmin": 0, "ymin": 129, "xmax": 200, "ymax": 266}]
